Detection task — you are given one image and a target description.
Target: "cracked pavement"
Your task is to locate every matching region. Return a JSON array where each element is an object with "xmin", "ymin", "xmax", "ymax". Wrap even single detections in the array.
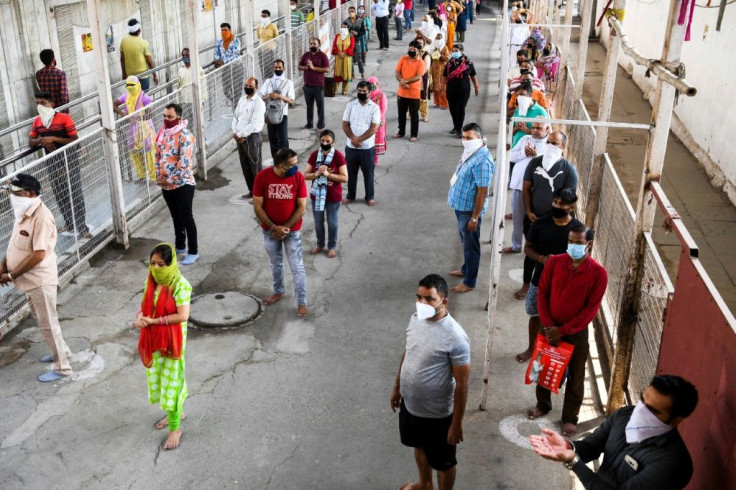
[{"xmin": 0, "ymin": 10, "xmax": 575, "ymax": 489}]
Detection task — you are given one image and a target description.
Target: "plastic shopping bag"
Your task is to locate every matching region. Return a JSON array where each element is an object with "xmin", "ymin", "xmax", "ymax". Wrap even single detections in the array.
[{"xmin": 525, "ymin": 334, "xmax": 575, "ymax": 394}]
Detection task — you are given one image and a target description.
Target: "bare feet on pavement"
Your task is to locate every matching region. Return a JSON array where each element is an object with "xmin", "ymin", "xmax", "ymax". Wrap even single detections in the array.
[
  {"xmin": 451, "ymin": 283, "xmax": 474, "ymax": 293},
  {"xmin": 500, "ymin": 246, "xmax": 520, "ymax": 254},
  {"xmin": 526, "ymin": 406, "xmax": 549, "ymax": 420},
  {"xmin": 342, "ymin": 198, "xmax": 354, "ymax": 205},
  {"xmin": 514, "ymin": 284, "xmax": 529, "ymax": 300},
  {"xmin": 297, "ymin": 305, "xmax": 308, "ymax": 317},
  {"xmin": 562, "ymin": 423, "xmax": 577, "ymax": 437},
  {"xmin": 398, "ymin": 483, "xmax": 433, "ymax": 490},
  {"xmin": 448, "ymin": 269, "xmax": 465, "ymax": 277},
  {"xmin": 155, "ymin": 413, "xmax": 186, "ymax": 430},
  {"xmin": 309, "ymin": 246, "xmax": 324, "ymax": 255},
  {"xmin": 264, "ymin": 293, "xmax": 283, "ymax": 306},
  {"xmin": 327, "ymin": 249, "xmax": 338, "ymax": 258},
  {"xmin": 162, "ymin": 430, "xmax": 182, "ymax": 450},
  {"xmin": 515, "ymin": 350, "xmax": 532, "ymax": 363}
]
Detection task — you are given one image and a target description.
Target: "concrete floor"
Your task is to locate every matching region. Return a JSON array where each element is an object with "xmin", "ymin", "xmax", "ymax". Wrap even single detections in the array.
[{"xmin": 0, "ymin": 7, "xmax": 584, "ymax": 489}]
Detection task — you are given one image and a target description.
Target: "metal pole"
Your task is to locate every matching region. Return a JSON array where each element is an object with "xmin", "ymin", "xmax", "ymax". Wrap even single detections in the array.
[
  {"xmin": 186, "ymin": 0, "xmax": 208, "ymax": 180},
  {"xmin": 554, "ymin": 0, "xmax": 574, "ymax": 118},
  {"xmin": 551, "ymin": 0, "xmax": 562, "ymax": 45},
  {"xmin": 314, "ymin": 0, "xmax": 321, "ymax": 30},
  {"xmin": 86, "ymin": 0, "xmax": 129, "ymax": 248},
  {"xmin": 607, "ymin": 0, "xmax": 689, "ymax": 413},
  {"xmin": 283, "ymin": 0, "xmax": 295, "ymax": 81},
  {"xmin": 244, "ymin": 0, "xmax": 257, "ymax": 75},
  {"xmin": 480, "ymin": 0, "xmax": 510, "ymax": 412},
  {"xmin": 574, "ymin": 0, "xmax": 594, "ymax": 100},
  {"xmin": 583, "ymin": 0, "xmax": 625, "ymax": 229}
]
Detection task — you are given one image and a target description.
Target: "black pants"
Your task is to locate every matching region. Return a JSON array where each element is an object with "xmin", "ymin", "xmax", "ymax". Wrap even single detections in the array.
[
  {"xmin": 47, "ymin": 150, "xmax": 88, "ymax": 233},
  {"xmin": 303, "ymin": 85, "xmax": 325, "ymax": 128},
  {"xmin": 375, "ymin": 16, "xmax": 390, "ymax": 49},
  {"xmin": 222, "ymin": 62, "xmax": 244, "ymax": 108},
  {"xmin": 397, "ymin": 96, "xmax": 420, "ymax": 138},
  {"xmin": 536, "ymin": 327, "xmax": 590, "ymax": 424},
  {"xmin": 523, "ymin": 214, "xmax": 535, "ymax": 284},
  {"xmin": 345, "ymin": 146, "xmax": 376, "ymax": 201},
  {"xmin": 446, "ymin": 82, "xmax": 471, "ymax": 133},
  {"xmin": 266, "ymin": 115, "xmax": 289, "ymax": 158},
  {"xmin": 237, "ymin": 133, "xmax": 262, "ymax": 193},
  {"xmin": 394, "ymin": 17, "xmax": 403, "ymax": 40},
  {"xmin": 162, "ymin": 184, "xmax": 198, "ymax": 254}
]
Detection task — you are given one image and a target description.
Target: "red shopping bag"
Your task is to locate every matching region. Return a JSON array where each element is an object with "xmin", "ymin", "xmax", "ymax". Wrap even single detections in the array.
[{"xmin": 525, "ymin": 334, "xmax": 575, "ymax": 394}]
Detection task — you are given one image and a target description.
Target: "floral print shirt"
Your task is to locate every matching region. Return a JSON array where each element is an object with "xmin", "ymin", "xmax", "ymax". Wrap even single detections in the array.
[{"xmin": 155, "ymin": 128, "xmax": 196, "ymax": 190}]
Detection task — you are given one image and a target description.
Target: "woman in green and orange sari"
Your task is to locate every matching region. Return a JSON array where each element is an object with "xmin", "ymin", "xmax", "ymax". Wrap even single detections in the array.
[{"xmin": 133, "ymin": 243, "xmax": 192, "ymax": 450}]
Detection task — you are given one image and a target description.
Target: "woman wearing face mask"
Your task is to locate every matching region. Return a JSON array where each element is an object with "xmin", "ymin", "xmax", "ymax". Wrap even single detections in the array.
[
  {"xmin": 346, "ymin": 7, "xmax": 367, "ymax": 80},
  {"xmin": 113, "ymin": 76, "xmax": 156, "ymax": 181},
  {"xmin": 442, "ymin": 0, "xmax": 463, "ymax": 49},
  {"xmin": 456, "ymin": 0, "xmax": 470, "ymax": 42},
  {"xmin": 332, "ymin": 22, "xmax": 355, "ymax": 96},
  {"xmin": 537, "ymin": 42, "xmax": 560, "ymax": 93},
  {"xmin": 368, "ymin": 77, "xmax": 388, "ymax": 163},
  {"xmin": 429, "ymin": 30, "xmax": 450, "ymax": 110},
  {"xmin": 304, "ymin": 129, "xmax": 348, "ymax": 258},
  {"xmin": 444, "ymin": 44, "xmax": 479, "ymax": 137},
  {"xmin": 359, "ymin": 6, "xmax": 371, "ymax": 46},
  {"xmin": 133, "ymin": 243, "xmax": 192, "ymax": 450}
]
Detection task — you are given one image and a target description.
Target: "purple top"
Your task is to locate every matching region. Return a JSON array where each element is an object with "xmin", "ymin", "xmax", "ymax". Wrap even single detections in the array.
[{"xmin": 299, "ymin": 50, "xmax": 330, "ymax": 87}]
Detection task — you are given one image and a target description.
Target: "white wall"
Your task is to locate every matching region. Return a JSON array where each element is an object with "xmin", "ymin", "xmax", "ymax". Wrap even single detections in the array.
[{"xmin": 595, "ymin": 0, "xmax": 736, "ymax": 205}]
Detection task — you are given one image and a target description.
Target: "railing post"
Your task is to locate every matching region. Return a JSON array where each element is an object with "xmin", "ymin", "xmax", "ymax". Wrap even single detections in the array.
[
  {"xmin": 583, "ymin": 0, "xmax": 625, "ymax": 229},
  {"xmin": 244, "ymin": 0, "xmax": 257, "ymax": 75},
  {"xmin": 607, "ymin": 0, "xmax": 689, "ymax": 412},
  {"xmin": 553, "ymin": 0, "xmax": 574, "ymax": 118},
  {"xmin": 283, "ymin": 0, "xmax": 295, "ymax": 80},
  {"xmin": 574, "ymin": 0, "xmax": 594, "ymax": 100},
  {"xmin": 186, "ymin": 0, "xmax": 208, "ymax": 181},
  {"xmin": 86, "ymin": 0, "xmax": 129, "ymax": 248}
]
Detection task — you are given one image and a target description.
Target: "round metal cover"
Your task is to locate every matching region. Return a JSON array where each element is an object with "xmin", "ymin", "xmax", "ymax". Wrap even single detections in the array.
[{"xmin": 189, "ymin": 291, "xmax": 263, "ymax": 328}]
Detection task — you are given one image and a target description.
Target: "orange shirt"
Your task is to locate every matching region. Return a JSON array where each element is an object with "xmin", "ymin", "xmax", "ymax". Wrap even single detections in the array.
[{"xmin": 395, "ymin": 56, "xmax": 426, "ymax": 99}]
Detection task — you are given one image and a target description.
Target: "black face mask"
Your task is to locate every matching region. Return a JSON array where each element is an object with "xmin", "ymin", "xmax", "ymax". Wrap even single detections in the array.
[
  {"xmin": 320, "ymin": 143, "xmax": 332, "ymax": 152},
  {"xmin": 274, "ymin": 69, "xmax": 284, "ymax": 76},
  {"xmin": 407, "ymin": 50, "xmax": 417, "ymax": 58},
  {"xmin": 244, "ymin": 87, "xmax": 255, "ymax": 96},
  {"xmin": 551, "ymin": 207, "xmax": 569, "ymax": 219},
  {"xmin": 310, "ymin": 46, "xmax": 318, "ymax": 53},
  {"xmin": 542, "ymin": 48, "xmax": 550, "ymax": 56},
  {"xmin": 357, "ymin": 92, "xmax": 368, "ymax": 101}
]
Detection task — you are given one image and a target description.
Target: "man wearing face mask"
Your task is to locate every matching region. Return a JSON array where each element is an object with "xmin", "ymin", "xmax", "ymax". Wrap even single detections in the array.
[
  {"xmin": 342, "ymin": 81, "xmax": 380, "ymax": 206},
  {"xmin": 252, "ymin": 149, "xmax": 308, "ymax": 317},
  {"xmin": 299, "ymin": 38, "xmax": 330, "ymax": 130},
  {"xmin": 1, "ymin": 174, "xmax": 74, "ymax": 382},
  {"xmin": 213, "ymin": 23, "xmax": 242, "ymax": 107},
  {"xmin": 371, "ymin": 0, "xmax": 391, "ymax": 50},
  {"xmin": 390, "ymin": 274, "xmax": 470, "ymax": 490},
  {"xmin": 531, "ymin": 375, "xmax": 698, "ymax": 489},
  {"xmin": 177, "ymin": 48, "xmax": 207, "ymax": 117},
  {"xmin": 232, "ymin": 78, "xmax": 265, "ymax": 200},
  {"xmin": 447, "ymin": 123, "xmax": 494, "ymax": 293},
  {"xmin": 394, "ymin": 41, "xmax": 426, "ymax": 142},
  {"xmin": 526, "ymin": 224, "xmax": 607, "ymax": 437},
  {"xmin": 509, "ymin": 83, "xmax": 548, "ymax": 148},
  {"xmin": 345, "ymin": 7, "xmax": 367, "ymax": 80},
  {"xmin": 260, "ymin": 60, "xmax": 295, "ymax": 158}
]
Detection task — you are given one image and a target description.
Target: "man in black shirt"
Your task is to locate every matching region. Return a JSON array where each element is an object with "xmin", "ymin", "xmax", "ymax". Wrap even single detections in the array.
[
  {"xmin": 531, "ymin": 375, "xmax": 698, "ymax": 489},
  {"xmin": 515, "ymin": 188, "xmax": 581, "ymax": 363}
]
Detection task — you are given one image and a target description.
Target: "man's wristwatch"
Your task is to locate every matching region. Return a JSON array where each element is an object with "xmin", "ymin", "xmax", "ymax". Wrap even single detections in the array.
[
  {"xmin": 471, "ymin": 217, "xmax": 478, "ymax": 223},
  {"xmin": 562, "ymin": 454, "xmax": 580, "ymax": 469},
  {"xmin": 6, "ymin": 272, "xmax": 13, "ymax": 280}
]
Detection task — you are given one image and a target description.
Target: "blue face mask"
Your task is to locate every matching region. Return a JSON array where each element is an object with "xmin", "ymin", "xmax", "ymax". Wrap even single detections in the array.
[
  {"xmin": 284, "ymin": 165, "xmax": 299, "ymax": 177},
  {"xmin": 567, "ymin": 243, "xmax": 587, "ymax": 260},
  {"xmin": 182, "ymin": 57, "xmax": 190, "ymax": 65},
  {"xmin": 452, "ymin": 51, "xmax": 462, "ymax": 59}
]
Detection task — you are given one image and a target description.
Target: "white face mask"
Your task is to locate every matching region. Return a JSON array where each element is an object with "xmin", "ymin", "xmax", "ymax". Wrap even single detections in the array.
[
  {"xmin": 290, "ymin": 4, "xmax": 296, "ymax": 10},
  {"xmin": 340, "ymin": 27, "xmax": 349, "ymax": 38},
  {"xmin": 625, "ymin": 400, "xmax": 674, "ymax": 444},
  {"xmin": 462, "ymin": 138, "xmax": 484, "ymax": 155},
  {"xmin": 517, "ymin": 95, "xmax": 532, "ymax": 116},
  {"xmin": 541, "ymin": 144, "xmax": 563, "ymax": 171},
  {"xmin": 416, "ymin": 301, "xmax": 440, "ymax": 321},
  {"xmin": 37, "ymin": 104, "xmax": 56, "ymax": 128},
  {"xmin": 9, "ymin": 194, "xmax": 39, "ymax": 223},
  {"xmin": 261, "ymin": 17, "xmax": 270, "ymax": 26}
]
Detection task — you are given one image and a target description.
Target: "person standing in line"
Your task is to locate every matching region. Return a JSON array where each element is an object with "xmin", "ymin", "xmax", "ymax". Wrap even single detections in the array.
[
  {"xmin": 444, "ymin": 44, "xmax": 479, "ymax": 138},
  {"xmin": 290, "ymin": 0, "xmax": 305, "ymax": 27},
  {"xmin": 430, "ymin": 31, "xmax": 450, "ymax": 110},
  {"xmin": 359, "ymin": 5, "xmax": 371, "ymax": 51},
  {"xmin": 526, "ymin": 225, "xmax": 607, "ymax": 438},
  {"xmin": 177, "ymin": 48, "xmax": 208, "ymax": 118},
  {"xmin": 252, "ymin": 149, "xmax": 309, "ymax": 317},
  {"xmin": 113, "ymin": 76, "xmax": 157, "ymax": 182},
  {"xmin": 393, "ymin": 0, "xmax": 405, "ymax": 41},
  {"xmin": 332, "ymin": 23, "xmax": 355, "ymax": 96},
  {"xmin": 232, "ymin": 77, "xmax": 265, "ymax": 200},
  {"xmin": 447, "ymin": 123, "xmax": 494, "ymax": 293},
  {"xmin": 29, "ymin": 92, "xmax": 92, "ymax": 239},
  {"xmin": 404, "ymin": 0, "xmax": 415, "ymax": 30},
  {"xmin": 35, "ymin": 49, "xmax": 68, "ymax": 110},
  {"xmin": 256, "ymin": 10, "xmax": 280, "ymax": 43},
  {"xmin": 371, "ymin": 0, "xmax": 391, "ymax": 50},
  {"xmin": 442, "ymin": 0, "xmax": 464, "ymax": 49},
  {"xmin": 455, "ymin": 1, "xmax": 469, "ymax": 42},
  {"xmin": 345, "ymin": 6, "xmax": 367, "ymax": 81},
  {"xmin": 368, "ymin": 77, "xmax": 388, "ymax": 163},
  {"xmin": 155, "ymin": 103, "xmax": 199, "ymax": 265},
  {"xmin": 298, "ymin": 38, "xmax": 330, "ymax": 130},
  {"xmin": 120, "ymin": 19, "xmax": 158, "ymax": 92},
  {"xmin": 342, "ymin": 81, "xmax": 380, "ymax": 206},
  {"xmin": 394, "ymin": 41, "xmax": 426, "ymax": 143},
  {"xmin": 1, "ymin": 174, "xmax": 74, "ymax": 383},
  {"xmin": 213, "ymin": 23, "xmax": 242, "ymax": 108},
  {"xmin": 304, "ymin": 129, "xmax": 348, "ymax": 258},
  {"xmin": 260, "ymin": 59, "xmax": 295, "ymax": 158},
  {"xmin": 390, "ymin": 274, "xmax": 471, "ymax": 490},
  {"xmin": 415, "ymin": 36, "xmax": 433, "ymax": 123},
  {"xmin": 133, "ymin": 243, "xmax": 192, "ymax": 450}
]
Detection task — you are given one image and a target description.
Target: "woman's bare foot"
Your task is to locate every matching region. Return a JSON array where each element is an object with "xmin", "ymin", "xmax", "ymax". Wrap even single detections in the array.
[
  {"xmin": 155, "ymin": 413, "xmax": 186, "ymax": 430},
  {"xmin": 327, "ymin": 249, "xmax": 338, "ymax": 258},
  {"xmin": 451, "ymin": 283, "xmax": 474, "ymax": 293},
  {"xmin": 162, "ymin": 430, "xmax": 182, "ymax": 450},
  {"xmin": 448, "ymin": 269, "xmax": 465, "ymax": 277},
  {"xmin": 264, "ymin": 293, "xmax": 283, "ymax": 306},
  {"xmin": 297, "ymin": 305, "xmax": 308, "ymax": 317},
  {"xmin": 513, "ymin": 284, "xmax": 529, "ymax": 300},
  {"xmin": 309, "ymin": 246, "xmax": 324, "ymax": 255},
  {"xmin": 526, "ymin": 406, "xmax": 549, "ymax": 420},
  {"xmin": 515, "ymin": 350, "xmax": 532, "ymax": 363}
]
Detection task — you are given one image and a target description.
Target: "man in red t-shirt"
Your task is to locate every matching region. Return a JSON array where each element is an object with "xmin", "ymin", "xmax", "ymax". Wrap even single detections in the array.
[
  {"xmin": 29, "ymin": 92, "xmax": 91, "ymax": 239},
  {"xmin": 253, "ymin": 148, "xmax": 309, "ymax": 316}
]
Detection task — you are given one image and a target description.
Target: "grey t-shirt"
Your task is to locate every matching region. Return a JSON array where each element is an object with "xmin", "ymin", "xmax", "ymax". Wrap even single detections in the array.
[
  {"xmin": 400, "ymin": 312, "xmax": 471, "ymax": 418},
  {"xmin": 523, "ymin": 156, "xmax": 579, "ymax": 217}
]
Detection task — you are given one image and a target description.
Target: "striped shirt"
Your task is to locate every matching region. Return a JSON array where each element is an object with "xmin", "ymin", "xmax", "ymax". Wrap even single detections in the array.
[
  {"xmin": 447, "ymin": 146, "xmax": 494, "ymax": 215},
  {"xmin": 29, "ymin": 112, "xmax": 77, "ymax": 152}
]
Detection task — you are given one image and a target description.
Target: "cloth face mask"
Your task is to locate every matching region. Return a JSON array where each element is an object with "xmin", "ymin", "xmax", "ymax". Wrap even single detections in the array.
[{"xmin": 625, "ymin": 400, "xmax": 674, "ymax": 444}]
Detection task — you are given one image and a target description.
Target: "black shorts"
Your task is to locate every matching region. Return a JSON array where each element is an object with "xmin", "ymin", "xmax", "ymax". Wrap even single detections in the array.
[{"xmin": 399, "ymin": 400, "xmax": 457, "ymax": 471}]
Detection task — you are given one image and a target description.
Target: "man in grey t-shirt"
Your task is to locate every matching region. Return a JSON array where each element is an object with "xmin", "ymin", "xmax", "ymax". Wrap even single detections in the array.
[{"xmin": 391, "ymin": 274, "xmax": 471, "ymax": 490}]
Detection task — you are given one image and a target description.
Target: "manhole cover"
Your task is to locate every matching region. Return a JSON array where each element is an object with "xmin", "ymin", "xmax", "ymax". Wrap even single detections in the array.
[{"xmin": 189, "ymin": 291, "xmax": 263, "ymax": 328}]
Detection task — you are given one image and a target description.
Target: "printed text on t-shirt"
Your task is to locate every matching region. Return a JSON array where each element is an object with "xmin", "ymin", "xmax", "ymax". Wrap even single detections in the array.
[{"xmin": 268, "ymin": 184, "xmax": 294, "ymax": 199}]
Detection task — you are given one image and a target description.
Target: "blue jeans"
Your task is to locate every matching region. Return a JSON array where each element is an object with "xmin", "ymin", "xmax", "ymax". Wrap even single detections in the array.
[
  {"xmin": 455, "ymin": 210, "xmax": 482, "ymax": 288},
  {"xmin": 262, "ymin": 230, "xmax": 308, "ymax": 306},
  {"xmin": 139, "ymin": 77, "xmax": 151, "ymax": 92},
  {"xmin": 404, "ymin": 8, "xmax": 414, "ymax": 29},
  {"xmin": 312, "ymin": 200, "xmax": 340, "ymax": 250}
]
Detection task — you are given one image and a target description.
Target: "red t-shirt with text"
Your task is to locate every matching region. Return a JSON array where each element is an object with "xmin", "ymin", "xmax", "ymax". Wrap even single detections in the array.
[{"xmin": 253, "ymin": 168, "xmax": 308, "ymax": 231}]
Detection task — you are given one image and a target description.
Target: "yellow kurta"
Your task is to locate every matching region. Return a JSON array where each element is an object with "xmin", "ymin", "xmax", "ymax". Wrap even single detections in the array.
[{"xmin": 333, "ymin": 36, "xmax": 353, "ymax": 83}]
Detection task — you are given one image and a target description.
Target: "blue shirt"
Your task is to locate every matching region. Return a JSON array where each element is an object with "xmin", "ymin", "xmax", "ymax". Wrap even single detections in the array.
[
  {"xmin": 447, "ymin": 146, "xmax": 494, "ymax": 215},
  {"xmin": 214, "ymin": 38, "xmax": 241, "ymax": 64},
  {"xmin": 371, "ymin": 0, "xmax": 390, "ymax": 17}
]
